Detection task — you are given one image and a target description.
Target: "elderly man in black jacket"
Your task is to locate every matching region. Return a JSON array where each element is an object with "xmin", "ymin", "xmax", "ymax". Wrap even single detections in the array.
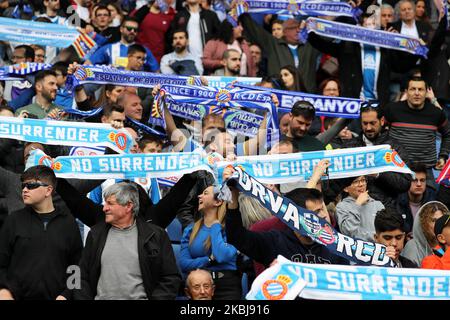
[{"xmin": 74, "ymin": 182, "xmax": 180, "ymax": 300}]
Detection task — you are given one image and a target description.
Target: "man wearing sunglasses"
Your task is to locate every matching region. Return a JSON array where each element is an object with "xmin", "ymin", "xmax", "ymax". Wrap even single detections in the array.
[
  {"xmin": 86, "ymin": 17, "xmax": 159, "ymax": 72},
  {"xmin": 0, "ymin": 165, "xmax": 82, "ymax": 300}
]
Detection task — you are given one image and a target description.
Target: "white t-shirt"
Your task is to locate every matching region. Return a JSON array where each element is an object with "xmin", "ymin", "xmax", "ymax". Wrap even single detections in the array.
[
  {"xmin": 187, "ymin": 12, "xmax": 203, "ymax": 60},
  {"xmin": 401, "ymin": 21, "xmax": 419, "ymax": 38}
]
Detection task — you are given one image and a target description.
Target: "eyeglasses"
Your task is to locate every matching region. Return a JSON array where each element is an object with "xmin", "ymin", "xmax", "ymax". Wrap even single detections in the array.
[
  {"xmin": 124, "ymin": 26, "xmax": 138, "ymax": 32},
  {"xmin": 22, "ymin": 182, "xmax": 49, "ymax": 190},
  {"xmin": 351, "ymin": 178, "xmax": 367, "ymax": 186}
]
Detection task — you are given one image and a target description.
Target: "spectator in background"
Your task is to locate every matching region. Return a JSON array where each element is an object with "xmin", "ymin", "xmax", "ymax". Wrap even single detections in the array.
[
  {"xmin": 107, "ymin": 3, "xmax": 123, "ymax": 27},
  {"xmin": 271, "ymin": 19, "xmax": 283, "ymax": 39},
  {"xmin": 134, "ymin": 0, "xmax": 176, "ymax": 63},
  {"xmin": 169, "ymin": 0, "xmax": 220, "ymax": 61},
  {"xmin": 202, "ymin": 20, "xmax": 254, "ymax": 76},
  {"xmin": 179, "ymin": 184, "xmax": 241, "ymax": 300},
  {"xmin": 91, "ymin": 4, "xmax": 120, "ymax": 44},
  {"xmin": 402, "ymin": 201, "xmax": 448, "ymax": 266},
  {"xmin": 396, "ymin": 162, "xmax": 436, "ymax": 236},
  {"xmin": 380, "ymin": 3, "xmax": 395, "ymax": 29},
  {"xmin": 5, "ymin": 45, "xmax": 34, "ymax": 102},
  {"xmin": 31, "ymin": 45, "xmax": 46, "ymax": 63},
  {"xmin": 279, "ymin": 65, "xmax": 306, "ymax": 92},
  {"xmin": 374, "ymin": 208, "xmax": 418, "ymax": 268},
  {"xmin": 414, "ymin": 0, "xmax": 432, "ymax": 28},
  {"xmin": 86, "ymin": 17, "xmax": 159, "ymax": 72},
  {"xmin": 393, "ymin": 0, "xmax": 433, "ymax": 42},
  {"xmin": 161, "ymin": 29, "xmax": 203, "ymax": 75},
  {"xmin": 184, "ymin": 269, "xmax": 215, "ymax": 300},
  {"xmin": 212, "ymin": 48, "xmax": 241, "ymax": 76}
]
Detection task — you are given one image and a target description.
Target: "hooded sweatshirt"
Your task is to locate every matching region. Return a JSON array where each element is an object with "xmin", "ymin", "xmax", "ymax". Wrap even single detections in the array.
[{"xmin": 401, "ymin": 201, "xmax": 441, "ymax": 266}]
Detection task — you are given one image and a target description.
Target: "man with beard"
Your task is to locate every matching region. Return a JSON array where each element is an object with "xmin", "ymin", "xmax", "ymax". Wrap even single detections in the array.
[
  {"xmin": 356, "ymin": 104, "xmax": 412, "ymax": 210},
  {"xmin": 160, "ymin": 29, "xmax": 203, "ymax": 75},
  {"xmin": 86, "ymin": 17, "xmax": 159, "ymax": 72},
  {"xmin": 212, "ymin": 49, "xmax": 241, "ymax": 76},
  {"xmin": 15, "ymin": 70, "xmax": 65, "ymax": 120},
  {"xmin": 283, "ymin": 100, "xmax": 325, "ymax": 152}
]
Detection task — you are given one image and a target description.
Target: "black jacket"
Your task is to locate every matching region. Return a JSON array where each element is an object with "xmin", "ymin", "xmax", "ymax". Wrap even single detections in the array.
[
  {"xmin": 396, "ymin": 187, "xmax": 436, "ymax": 234},
  {"xmin": 226, "ymin": 208, "xmax": 349, "ymax": 267},
  {"xmin": 56, "ymin": 173, "xmax": 197, "ymax": 229},
  {"xmin": 0, "ymin": 206, "xmax": 82, "ymax": 300},
  {"xmin": 308, "ymin": 32, "xmax": 418, "ymax": 106},
  {"xmin": 392, "ymin": 20, "xmax": 434, "ymax": 45},
  {"xmin": 169, "ymin": 8, "xmax": 220, "ymax": 52},
  {"xmin": 73, "ymin": 216, "xmax": 180, "ymax": 300},
  {"xmin": 359, "ymin": 130, "xmax": 412, "ymax": 210},
  {"xmin": 399, "ymin": 255, "xmax": 418, "ymax": 268}
]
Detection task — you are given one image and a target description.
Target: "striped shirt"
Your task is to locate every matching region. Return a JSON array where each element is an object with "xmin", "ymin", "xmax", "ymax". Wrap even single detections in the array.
[{"xmin": 383, "ymin": 101, "xmax": 450, "ymax": 168}]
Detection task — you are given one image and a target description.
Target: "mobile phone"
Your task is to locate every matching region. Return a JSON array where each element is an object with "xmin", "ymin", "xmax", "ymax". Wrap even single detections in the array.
[{"xmin": 27, "ymin": 113, "xmax": 38, "ymax": 119}]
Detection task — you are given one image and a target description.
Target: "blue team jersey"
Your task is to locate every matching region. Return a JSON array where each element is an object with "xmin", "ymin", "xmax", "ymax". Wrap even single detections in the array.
[{"xmin": 89, "ymin": 41, "xmax": 159, "ymax": 72}]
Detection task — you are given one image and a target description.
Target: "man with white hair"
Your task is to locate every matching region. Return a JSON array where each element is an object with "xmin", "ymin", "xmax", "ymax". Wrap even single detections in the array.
[{"xmin": 74, "ymin": 182, "xmax": 181, "ymax": 300}]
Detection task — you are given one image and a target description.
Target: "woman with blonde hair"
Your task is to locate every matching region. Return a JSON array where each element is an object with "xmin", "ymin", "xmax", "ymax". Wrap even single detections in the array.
[
  {"xmin": 401, "ymin": 201, "xmax": 449, "ymax": 266},
  {"xmin": 180, "ymin": 185, "xmax": 241, "ymax": 300}
]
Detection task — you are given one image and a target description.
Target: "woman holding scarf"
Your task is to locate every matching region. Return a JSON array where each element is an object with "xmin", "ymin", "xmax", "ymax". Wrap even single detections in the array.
[{"xmin": 179, "ymin": 184, "xmax": 241, "ymax": 300}]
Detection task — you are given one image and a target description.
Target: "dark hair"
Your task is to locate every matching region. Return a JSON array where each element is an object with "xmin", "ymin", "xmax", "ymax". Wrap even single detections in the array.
[
  {"xmin": 285, "ymin": 188, "xmax": 323, "ymax": 208},
  {"xmin": 407, "ymin": 76, "xmax": 428, "ymax": 90},
  {"xmin": 34, "ymin": 17, "xmax": 52, "ymax": 23},
  {"xmin": 291, "ymin": 100, "xmax": 315, "ymax": 121},
  {"xmin": 215, "ymin": 20, "xmax": 235, "ymax": 44},
  {"xmin": 121, "ymin": 16, "xmax": 139, "ymax": 27},
  {"xmin": 374, "ymin": 208, "xmax": 406, "ymax": 233},
  {"xmin": 318, "ymin": 77, "xmax": 341, "ymax": 96},
  {"xmin": 138, "ymin": 136, "xmax": 164, "ymax": 151},
  {"xmin": 21, "ymin": 165, "xmax": 57, "ymax": 189},
  {"xmin": 51, "ymin": 61, "xmax": 69, "ymax": 77},
  {"xmin": 35, "ymin": 70, "xmax": 57, "ymax": 83},
  {"xmin": 271, "ymin": 19, "xmax": 284, "ymax": 28},
  {"xmin": 173, "ymin": 28, "xmax": 189, "ymax": 39},
  {"xmin": 102, "ymin": 103, "xmax": 124, "ymax": 118},
  {"xmin": 15, "ymin": 45, "xmax": 35, "ymax": 61},
  {"xmin": 279, "ymin": 65, "xmax": 307, "ymax": 92},
  {"xmin": 409, "ymin": 162, "xmax": 427, "ymax": 175},
  {"xmin": 0, "ymin": 105, "xmax": 14, "ymax": 114},
  {"xmin": 127, "ymin": 44, "xmax": 146, "ymax": 56},
  {"xmin": 360, "ymin": 102, "xmax": 383, "ymax": 119},
  {"xmin": 94, "ymin": 4, "xmax": 110, "ymax": 16}
]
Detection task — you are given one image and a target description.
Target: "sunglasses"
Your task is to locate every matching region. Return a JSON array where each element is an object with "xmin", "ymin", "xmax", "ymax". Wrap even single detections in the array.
[
  {"xmin": 22, "ymin": 182, "xmax": 49, "ymax": 190},
  {"xmin": 124, "ymin": 26, "xmax": 138, "ymax": 32}
]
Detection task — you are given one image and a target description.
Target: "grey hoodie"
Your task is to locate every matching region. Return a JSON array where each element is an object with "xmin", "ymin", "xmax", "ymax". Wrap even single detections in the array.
[
  {"xmin": 401, "ymin": 201, "xmax": 443, "ymax": 266},
  {"xmin": 336, "ymin": 196, "xmax": 385, "ymax": 242}
]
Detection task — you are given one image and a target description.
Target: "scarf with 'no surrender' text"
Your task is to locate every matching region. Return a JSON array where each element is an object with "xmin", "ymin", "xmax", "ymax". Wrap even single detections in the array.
[
  {"xmin": 0, "ymin": 116, "xmax": 134, "ymax": 154},
  {"xmin": 217, "ymin": 145, "xmax": 413, "ymax": 185},
  {"xmin": 300, "ymin": 17, "xmax": 429, "ymax": 58},
  {"xmin": 247, "ymin": 255, "xmax": 450, "ymax": 300},
  {"xmin": 227, "ymin": 167, "xmax": 396, "ymax": 267}
]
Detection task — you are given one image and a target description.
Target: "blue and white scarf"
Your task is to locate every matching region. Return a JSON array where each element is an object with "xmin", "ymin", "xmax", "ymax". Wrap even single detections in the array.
[
  {"xmin": 27, "ymin": 149, "xmax": 213, "ymax": 180},
  {"xmin": 229, "ymin": 0, "xmax": 360, "ymax": 26},
  {"xmin": 0, "ymin": 17, "xmax": 95, "ymax": 52},
  {"xmin": 247, "ymin": 255, "xmax": 450, "ymax": 300},
  {"xmin": 150, "ymin": 84, "xmax": 277, "ymax": 137},
  {"xmin": 65, "ymin": 65, "xmax": 202, "ymax": 92},
  {"xmin": 300, "ymin": 17, "xmax": 429, "ymax": 58},
  {"xmin": 204, "ymin": 76, "xmax": 261, "ymax": 88},
  {"xmin": 0, "ymin": 62, "xmax": 52, "ymax": 81},
  {"xmin": 228, "ymin": 167, "xmax": 396, "ymax": 267},
  {"xmin": 217, "ymin": 145, "xmax": 413, "ymax": 184},
  {"xmin": 0, "ymin": 116, "xmax": 134, "ymax": 154},
  {"xmin": 235, "ymin": 83, "xmax": 362, "ymax": 118}
]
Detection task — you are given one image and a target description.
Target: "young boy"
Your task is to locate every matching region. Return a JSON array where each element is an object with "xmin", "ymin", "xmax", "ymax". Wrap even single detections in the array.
[{"xmin": 421, "ymin": 214, "xmax": 450, "ymax": 270}]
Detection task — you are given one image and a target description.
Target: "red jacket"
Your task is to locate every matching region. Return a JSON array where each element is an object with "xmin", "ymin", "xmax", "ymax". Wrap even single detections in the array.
[{"xmin": 202, "ymin": 39, "xmax": 256, "ymax": 76}]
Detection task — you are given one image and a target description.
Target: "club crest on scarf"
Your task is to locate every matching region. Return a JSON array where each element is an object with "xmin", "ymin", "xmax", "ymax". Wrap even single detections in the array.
[
  {"xmin": 262, "ymin": 275, "xmax": 291, "ymax": 300},
  {"xmin": 108, "ymin": 132, "xmax": 128, "ymax": 151},
  {"xmin": 383, "ymin": 150, "xmax": 405, "ymax": 167}
]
